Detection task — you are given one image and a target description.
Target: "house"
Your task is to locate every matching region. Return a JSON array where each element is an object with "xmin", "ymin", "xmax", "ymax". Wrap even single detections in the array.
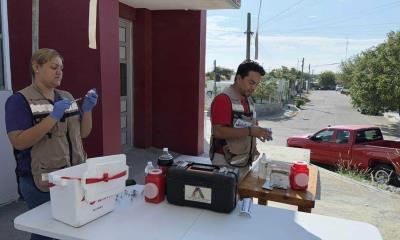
[{"xmin": 0, "ymin": 0, "xmax": 241, "ymax": 204}]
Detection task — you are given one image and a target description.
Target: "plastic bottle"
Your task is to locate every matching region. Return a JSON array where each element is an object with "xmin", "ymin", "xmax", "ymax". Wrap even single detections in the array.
[
  {"xmin": 265, "ymin": 154, "xmax": 272, "ymax": 181},
  {"xmin": 258, "ymin": 153, "xmax": 268, "ymax": 179},
  {"xmin": 144, "ymin": 161, "xmax": 155, "ymax": 176},
  {"xmin": 157, "ymin": 148, "xmax": 174, "ymax": 175}
]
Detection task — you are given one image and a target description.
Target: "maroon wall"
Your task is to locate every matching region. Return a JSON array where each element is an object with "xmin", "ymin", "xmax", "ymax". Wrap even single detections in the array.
[
  {"xmin": 132, "ymin": 9, "xmax": 154, "ymax": 148},
  {"xmin": 152, "ymin": 11, "xmax": 205, "ymax": 155},
  {"xmin": 8, "ymin": 0, "xmax": 121, "ymax": 157},
  {"xmin": 8, "ymin": 0, "xmax": 32, "ymax": 91}
]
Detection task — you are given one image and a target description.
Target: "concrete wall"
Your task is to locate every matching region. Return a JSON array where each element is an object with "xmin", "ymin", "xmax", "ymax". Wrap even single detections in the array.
[
  {"xmin": 0, "ymin": 91, "xmax": 18, "ymax": 204},
  {"xmin": 255, "ymin": 102, "xmax": 283, "ymax": 117}
]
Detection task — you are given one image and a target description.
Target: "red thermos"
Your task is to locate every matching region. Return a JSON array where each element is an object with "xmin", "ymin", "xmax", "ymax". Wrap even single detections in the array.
[
  {"xmin": 290, "ymin": 161, "xmax": 309, "ymax": 191},
  {"xmin": 144, "ymin": 169, "xmax": 165, "ymax": 203}
]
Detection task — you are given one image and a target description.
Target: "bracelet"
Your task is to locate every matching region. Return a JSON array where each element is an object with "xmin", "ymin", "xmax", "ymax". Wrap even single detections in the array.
[{"xmin": 248, "ymin": 127, "xmax": 251, "ymax": 136}]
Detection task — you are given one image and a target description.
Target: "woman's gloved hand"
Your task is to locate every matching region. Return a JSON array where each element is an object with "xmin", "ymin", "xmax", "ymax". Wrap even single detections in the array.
[
  {"xmin": 50, "ymin": 99, "xmax": 72, "ymax": 121},
  {"xmin": 82, "ymin": 89, "xmax": 98, "ymax": 112}
]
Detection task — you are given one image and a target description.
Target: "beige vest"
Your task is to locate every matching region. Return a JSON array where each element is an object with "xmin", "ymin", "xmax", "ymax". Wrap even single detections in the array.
[
  {"xmin": 19, "ymin": 84, "xmax": 86, "ymax": 192},
  {"xmin": 210, "ymin": 86, "xmax": 259, "ymax": 167}
]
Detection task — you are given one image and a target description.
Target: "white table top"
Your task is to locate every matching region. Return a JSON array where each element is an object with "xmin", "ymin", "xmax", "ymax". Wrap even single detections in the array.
[{"xmin": 14, "ymin": 185, "xmax": 382, "ymax": 240}]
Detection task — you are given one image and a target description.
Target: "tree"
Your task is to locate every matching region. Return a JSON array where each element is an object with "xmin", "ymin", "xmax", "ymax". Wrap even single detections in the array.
[
  {"xmin": 253, "ymin": 79, "xmax": 278, "ymax": 103},
  {"xmin": 339, "ymin": 30, "xmax": 400, "ymax": 114},
  {"xmin": 319, "ymin": 71, "xmax": 336, "ymax": 89},
  {"xmin": 205, "ymin": 66, "xmax": 235, "ymax": 81}
]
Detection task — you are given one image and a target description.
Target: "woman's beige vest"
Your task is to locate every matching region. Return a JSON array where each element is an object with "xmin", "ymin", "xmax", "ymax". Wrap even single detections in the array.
[
  {"xmin": 210, "ymin": 86, "xmax": 259, "ymax": 167},
  {"xmin": 19, "ymin": 84, "xmax": 86, "ymax": 192}
]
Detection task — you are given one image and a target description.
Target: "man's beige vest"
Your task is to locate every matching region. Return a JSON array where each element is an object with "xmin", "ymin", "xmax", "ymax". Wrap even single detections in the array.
[
  {"xmin": 210, "ymin": 86, "xmax": 259, "ymax": 167},
  {"xmin": 19, "ymin": 84, "xmax": 86, "ymax": 192}
]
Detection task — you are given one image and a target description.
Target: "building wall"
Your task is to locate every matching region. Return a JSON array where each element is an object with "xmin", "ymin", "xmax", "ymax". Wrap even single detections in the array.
[
  {"xmin": 151, "ymin": 10, "xmax": 205, "ymax": 155},
  {"xmin": 8, "ymin": 0, "xmax": 121, "ymax": 157},
  {"xmin": 8, "ymin": 1, "xmax": 206, "ymax": 158}
]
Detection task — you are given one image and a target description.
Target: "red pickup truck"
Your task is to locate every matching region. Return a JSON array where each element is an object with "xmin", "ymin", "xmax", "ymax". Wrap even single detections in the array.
[{"xmin": 287, "ymin": 125, "xmax": 400, "ymax": 185}]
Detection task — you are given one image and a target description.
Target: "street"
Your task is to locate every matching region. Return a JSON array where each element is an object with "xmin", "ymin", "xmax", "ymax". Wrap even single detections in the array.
[{"xmin": 257, "ymin": 90, "xmax": 399, "ymax": 146}]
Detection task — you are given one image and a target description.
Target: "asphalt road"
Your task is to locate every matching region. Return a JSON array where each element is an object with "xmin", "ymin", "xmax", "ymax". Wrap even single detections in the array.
[{"xmin": 257, "ymin": 90, "xmax": 399, "ymax": 147}]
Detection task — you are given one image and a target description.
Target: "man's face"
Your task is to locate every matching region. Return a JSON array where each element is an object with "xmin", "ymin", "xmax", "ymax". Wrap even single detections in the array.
[{"xmin": 236, "ymin": 71, "xmax": 262, "ymax": 97}]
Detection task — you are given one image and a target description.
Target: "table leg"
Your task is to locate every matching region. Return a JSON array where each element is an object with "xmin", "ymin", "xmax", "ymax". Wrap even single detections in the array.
[
  {"xmin": 258, "ymin": 198, "xmax": 268, "ymax": 205},
  {"xmin": 298, "ymin": 206, "xmax": 312, "ymax": 213}
]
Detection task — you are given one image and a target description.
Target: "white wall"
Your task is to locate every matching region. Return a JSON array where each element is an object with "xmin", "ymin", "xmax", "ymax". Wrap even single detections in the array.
[{"xmin": 0, "ymin": 91, "xmax": 18, "ymax": 205}]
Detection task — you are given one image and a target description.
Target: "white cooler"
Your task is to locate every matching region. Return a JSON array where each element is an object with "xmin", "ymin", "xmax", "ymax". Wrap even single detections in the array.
[{"xmin": 48, "ymin": 154, "xmax": 128, "ymax": 227}]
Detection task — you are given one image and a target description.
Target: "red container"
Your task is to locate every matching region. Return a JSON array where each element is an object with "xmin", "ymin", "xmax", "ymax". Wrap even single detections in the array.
[
  {"xmin": 144, "ymin": 169, "xmax": 165, "ymax": 203},
  {"xmin": 289, "ymin": 161, "xmax": 309, "ymax": 191}
]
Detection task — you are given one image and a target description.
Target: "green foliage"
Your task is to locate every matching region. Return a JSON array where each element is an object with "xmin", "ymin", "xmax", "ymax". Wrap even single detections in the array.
[
  {"xmin": 337, "ymin": 160, "xmax": 371, "ymax": 182},
  {"xmin": 206, "ymin": 66, "xmax": 235, "ymax": 81},
  {"xmin": 319, "ymin": 71, "xmax": 336, "ymax": 88},
  {"xmin": 269, "ymin": 66, "xmax": 301, "ymax": 89},
  {"xmin": 253, "ymin": 79, "xmax": 278, "ymax": 103},
  {"xmin": 295, "ymin": 98, "xmax": 305, "ymax": 108},
  {"xmin": 339, "ymin": 31, "xmax": 400, "ymax": 114}
]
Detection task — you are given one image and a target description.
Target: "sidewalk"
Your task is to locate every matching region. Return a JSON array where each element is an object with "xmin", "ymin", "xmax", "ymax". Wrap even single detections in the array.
[{"xmin": 384, "ymin": 111, "xmax": 400, "ymax": 123}]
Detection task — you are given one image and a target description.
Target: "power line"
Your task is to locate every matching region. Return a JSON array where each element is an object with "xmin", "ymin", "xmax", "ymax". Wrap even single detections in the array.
[
  {"xmin": 259, "ymin": 0, "xmax": 400, "ymax": 33},
  {"xmin": 259, "ymin": 0, "xmax": 307, "ymax": 28}
]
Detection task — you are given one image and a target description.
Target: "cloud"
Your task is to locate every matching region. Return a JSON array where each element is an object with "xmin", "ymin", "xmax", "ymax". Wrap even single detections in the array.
[
  {"xmin": 206, "ymin": 15, "xmax": 384, "ymax": 73},
  {"xmin": 308, "ymin": 15, "xmax": 317, "ymax": 18}
]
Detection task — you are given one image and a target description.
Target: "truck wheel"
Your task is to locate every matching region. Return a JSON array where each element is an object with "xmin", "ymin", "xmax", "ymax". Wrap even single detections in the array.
[{"xmin": 372, "ymin": 164, "xmax": 395, "ymax": 185}]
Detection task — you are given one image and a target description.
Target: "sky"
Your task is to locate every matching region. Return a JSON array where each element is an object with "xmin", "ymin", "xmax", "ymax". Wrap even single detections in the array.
[{"xmin": 206, "ymin": 0, "xmax": 400, "ymax": 73}]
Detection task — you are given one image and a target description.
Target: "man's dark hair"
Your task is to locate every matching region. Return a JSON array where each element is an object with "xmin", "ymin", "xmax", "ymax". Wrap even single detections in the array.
[{"xmin": 235, "ymin": 60, "xmax": 265, "ymax": 81}]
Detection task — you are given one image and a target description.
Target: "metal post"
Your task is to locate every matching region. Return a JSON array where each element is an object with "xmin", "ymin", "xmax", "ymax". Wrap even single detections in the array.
[
  {"xmin": 32, "ymin": 0, "xmax": 39, "ymax": 53},
  {"xmin": 245, "ymin": 13, "xmax": 252, "ymax": 60}
]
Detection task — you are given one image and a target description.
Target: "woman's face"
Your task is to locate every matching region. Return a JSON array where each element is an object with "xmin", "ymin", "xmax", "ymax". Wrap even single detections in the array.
[{"xmin": 34, "ymin": 56, "xmax": 63, "ymax": 88}]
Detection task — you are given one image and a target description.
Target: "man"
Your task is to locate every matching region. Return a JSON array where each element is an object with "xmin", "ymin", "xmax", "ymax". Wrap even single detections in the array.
[{"xmin": 209, "ymin": 60, "xmax": 271, "ymax": 178}]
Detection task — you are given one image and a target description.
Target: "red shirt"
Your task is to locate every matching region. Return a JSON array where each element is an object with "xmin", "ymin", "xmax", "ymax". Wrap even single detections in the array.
[{"xmin": 211, "ymin": 94, "xmax": 250, "ymax": 126}]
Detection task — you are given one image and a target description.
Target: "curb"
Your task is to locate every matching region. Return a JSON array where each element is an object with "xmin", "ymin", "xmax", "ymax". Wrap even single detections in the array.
[
  {"xmin": 315, "ymin": 165, "xmax": 400, "ymax": 197},
  {"xmin": 264, "ymin": 104, "xmax": 301, "ymax": 121}
]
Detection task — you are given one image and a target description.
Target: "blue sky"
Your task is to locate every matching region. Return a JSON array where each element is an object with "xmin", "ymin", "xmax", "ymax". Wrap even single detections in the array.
[{"xmin": 206, "ymin": 0, "xmax": 400, "ymax": 73}]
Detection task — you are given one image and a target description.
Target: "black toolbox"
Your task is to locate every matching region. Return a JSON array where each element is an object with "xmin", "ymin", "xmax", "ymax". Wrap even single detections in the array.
[{"xmin": 166, "ymin": 162, "xmax": 239, "ymax": 213}]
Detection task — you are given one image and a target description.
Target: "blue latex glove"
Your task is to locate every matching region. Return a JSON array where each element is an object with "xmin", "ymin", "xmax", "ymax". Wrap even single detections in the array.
[
  {"xmin": 82, "ymin": 89, "xmax": 98, "ymax": 112},
  {"xmin": 50, "ymin": 99, "xmax": 72, "ymax": 121}
]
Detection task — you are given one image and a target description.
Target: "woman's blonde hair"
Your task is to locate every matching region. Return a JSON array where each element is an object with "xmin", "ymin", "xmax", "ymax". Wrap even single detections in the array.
[{"xmin": 31, "ymin": 48, "xmax": 63, "ymax": 77}]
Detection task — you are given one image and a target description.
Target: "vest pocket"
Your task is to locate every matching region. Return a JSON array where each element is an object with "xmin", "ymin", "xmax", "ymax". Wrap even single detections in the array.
[{"xmin": 52, "ymin": 121, "xmax": 68, "ymax": 137}]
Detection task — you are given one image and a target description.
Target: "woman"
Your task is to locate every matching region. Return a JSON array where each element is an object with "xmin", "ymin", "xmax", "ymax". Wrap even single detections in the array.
[{"xmin": 5, "ymin": 48, "xmax": 98, "ymax": 240}]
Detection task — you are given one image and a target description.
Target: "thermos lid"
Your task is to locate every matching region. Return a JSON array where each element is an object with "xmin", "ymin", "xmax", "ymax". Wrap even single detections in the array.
[{"xmin": 149, "ymin": 169, "xmax": 162, "ymax": 175}]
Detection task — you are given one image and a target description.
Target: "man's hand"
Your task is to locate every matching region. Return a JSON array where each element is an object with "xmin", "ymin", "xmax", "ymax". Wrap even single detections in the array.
[{"xmin": 250, "ymin": 127, "xmax": 272, "ymax": 142}]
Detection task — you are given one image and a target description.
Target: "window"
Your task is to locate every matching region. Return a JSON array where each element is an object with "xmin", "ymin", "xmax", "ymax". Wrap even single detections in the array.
[
  {"xmin": 336, "ymin": 130, "xmax": 350, "ymax": 144},
  {"xmin": 355, "ymin": 129, "xmax": 383, "ymax": 144},
  {"xmin": 313, "ymin": 129, "xmax": 334, "ymax": 142}
]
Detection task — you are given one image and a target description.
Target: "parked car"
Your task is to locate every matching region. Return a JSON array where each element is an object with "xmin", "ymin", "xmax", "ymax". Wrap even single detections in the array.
[
  {"xmin": 335, "ymin": 85, "xmax": 343, "ymax": 91},
  {"xmin": 287, "ymin": 125, "xmax": 400, "ymax": 185}
]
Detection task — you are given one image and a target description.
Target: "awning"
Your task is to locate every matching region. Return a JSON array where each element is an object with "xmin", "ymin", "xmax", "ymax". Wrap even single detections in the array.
[{"xmin": 119, "ymin": 0, "xmax": 241, "ymax": 10}]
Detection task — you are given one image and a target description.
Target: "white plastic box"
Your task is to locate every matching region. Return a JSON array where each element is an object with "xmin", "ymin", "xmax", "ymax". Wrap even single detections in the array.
[{"xmin": 48, "ymin": 154, "xmax": 128, "ymax": 227}]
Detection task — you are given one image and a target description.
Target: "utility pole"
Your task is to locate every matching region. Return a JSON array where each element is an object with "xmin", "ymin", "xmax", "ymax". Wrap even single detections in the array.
[
  {"xmin": 255, "ymin": 0, "xmax": 262, "ymax": 60},
  {"xmin": 345, "ymin": 38, "xmax": 349, "ymax": 59},
  {"xmin": 300, "ymin": 57, "xmax": 304, "ymax": 96},
  {"xmin": 245, "ymin": 13, "xmax": 253, "ymax": 60},
  {"xmin": 213, "ymin": 60, "xmax": 217, "ymax": 96},
  {"xmin": 307, "ymin": 64, "xmax": 311, "ymax": 93}
]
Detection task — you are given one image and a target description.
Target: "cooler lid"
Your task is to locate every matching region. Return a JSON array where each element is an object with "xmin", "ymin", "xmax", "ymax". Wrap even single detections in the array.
[{"xmin": 82, "ymin": 154, "xmax": 128, "ymax": 202}]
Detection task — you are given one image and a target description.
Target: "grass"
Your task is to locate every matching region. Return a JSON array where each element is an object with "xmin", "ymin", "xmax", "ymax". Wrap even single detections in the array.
[{"xmin": 336, "ymin": 159, "xmax": 371, "ymax": 182}]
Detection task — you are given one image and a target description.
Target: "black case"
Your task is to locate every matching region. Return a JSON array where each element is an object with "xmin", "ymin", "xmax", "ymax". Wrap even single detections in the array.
[{"xmin": 166, "ymin": 162, "xmax": 239, "ymax": 213}]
